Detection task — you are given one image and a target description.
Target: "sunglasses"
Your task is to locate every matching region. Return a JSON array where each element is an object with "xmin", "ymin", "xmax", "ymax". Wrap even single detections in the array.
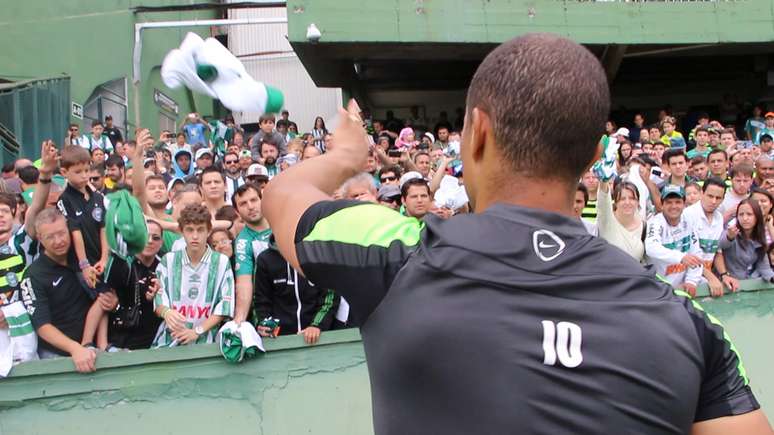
[
  {"xmin": 381, "ymin": 176, "xmax": 397, "ymax": 182},
  {"xmin": 90, "ymin": 176, "xmax": 101, "ymax": 182},
  {"xmin": 381, "ymin": 196, "xmax": 400, "ymax": 203},
  {"xmin": 149, "ymin": 234, "xmax": 162, "ymax": 241},
  {"xmin": 224, "ymin": 160, "xmax": 238, "ymax": 164}
]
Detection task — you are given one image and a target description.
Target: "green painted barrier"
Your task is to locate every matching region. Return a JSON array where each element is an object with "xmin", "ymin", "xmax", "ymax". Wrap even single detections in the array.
[
  {"xmin": 0, "ymin": 329, "xmax": 374, "ymax": 435},
  {"xmin": 1, "ymin": 281, "xmax": 772, "ymax": 434}
]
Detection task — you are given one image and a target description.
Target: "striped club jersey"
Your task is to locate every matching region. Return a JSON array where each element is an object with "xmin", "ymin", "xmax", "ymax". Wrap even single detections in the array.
[
  {"xmin": 152, "ymin": 247, "xmax": 234, "ymax": 347},
  {"xmin": 9, "ymin": 225, "xmax": 38, "ymax": 267}
]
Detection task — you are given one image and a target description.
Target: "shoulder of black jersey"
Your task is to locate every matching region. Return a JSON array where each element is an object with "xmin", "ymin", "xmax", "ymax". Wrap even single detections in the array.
[{"xmin": 295, "ymin": 200, "xmax": 367, "ymax": 243}]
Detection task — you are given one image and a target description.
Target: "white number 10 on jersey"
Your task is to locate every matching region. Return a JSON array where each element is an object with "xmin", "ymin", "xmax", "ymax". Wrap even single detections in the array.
[{"xmin": 541, "ymin": 320, "xmax": 583, "ymax": 368}]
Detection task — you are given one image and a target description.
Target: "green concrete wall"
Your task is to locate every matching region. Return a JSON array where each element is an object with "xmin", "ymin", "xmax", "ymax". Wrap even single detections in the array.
[
  {"xmin": 0, "ymin": 329, "xmax": 373, "ymax": 435},
  {"xmin": 0, "ymin": 0, "xmax": 219, "ymax": 154},
  {"xmin": 287, "ymin": 0, "xmax": 774, "ymax": 45},
  {"xmin": 1, "ymin": 284, "xmax": 772, "ymax": 435}
]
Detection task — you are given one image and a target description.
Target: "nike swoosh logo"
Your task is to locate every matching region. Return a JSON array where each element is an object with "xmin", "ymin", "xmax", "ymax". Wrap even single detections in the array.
[
  {"xmin": 538, "ymin": 241, "xmax": 557, "ymax": 249},
  {"xmin": 53, "ymin": 277, "xmax": 63, "ymax": 286},
  {"xmin": 75, "ymin": 211, "xmax": 83, "ymax": 216}
]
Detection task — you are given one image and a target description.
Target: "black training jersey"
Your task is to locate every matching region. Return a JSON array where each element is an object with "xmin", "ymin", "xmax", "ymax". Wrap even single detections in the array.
[
  {"xmin": 295, "ymin": 201, "xmax": 759, "ymax": 435},
  {"xmin": 57, "ymin": 184, "xmax": 106, "ymax": 264},
  {"xmin": 22, "ymin": 254, "xmax": 91, "ymax": 356}
]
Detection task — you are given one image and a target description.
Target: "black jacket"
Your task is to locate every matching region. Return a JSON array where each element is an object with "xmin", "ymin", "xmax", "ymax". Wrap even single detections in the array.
[{"xmin": 253, "ymin": 244, "xmax": 338, "ymax": 335}]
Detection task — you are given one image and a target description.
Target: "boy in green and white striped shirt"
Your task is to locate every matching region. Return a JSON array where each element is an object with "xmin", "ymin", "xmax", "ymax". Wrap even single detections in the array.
[{"xmin": 153, "ymin": 204, "xmax": 234, "ymax": 347}]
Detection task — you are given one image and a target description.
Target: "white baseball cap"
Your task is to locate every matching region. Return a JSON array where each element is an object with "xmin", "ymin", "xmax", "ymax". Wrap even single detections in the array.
[{"xmin": 246, "ymin": 163, "xmax": 269, "ymax": 178}]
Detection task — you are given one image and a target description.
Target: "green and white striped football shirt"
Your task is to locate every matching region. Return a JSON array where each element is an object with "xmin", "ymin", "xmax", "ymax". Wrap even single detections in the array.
[{"xmin": 152, "ymin": 247, "xmax": 234, "ymax": 347}]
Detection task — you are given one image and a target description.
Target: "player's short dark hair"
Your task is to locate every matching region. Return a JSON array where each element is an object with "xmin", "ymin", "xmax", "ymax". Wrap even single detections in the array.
[
  {"xmin": 690, "ymin": 156, "xmax": 706, "ymax": 166},
  {"xmin": 17, "ymin": 165, "xmax": 39, "ymax": 185},
  {"xmin": 695, "ymin": 126, "xmax": 709, "ymax": 135},
  {"xmin": 232, "ymin": 182, "xmax": 262, "ymax": 208},
  {"xmin": 276, "ymin": 119, "xmax": 289, "ymax": 129},
  {"xmin": 105, "ymin": 154, "xmax": 125, "ymax": 169},
  {"xmin": 663, "ymin": 148, "xmax": 687, "ymax": 165},
  {"xmin": 178, "ymin": 203, "xmax": 211, "ymax": 231},
  {"xmin": 465, "ymin": 33, "xmax": 610, "ymax": 182},
  {"xmin": 702, "ymin": 177, "xmax": 727, "ymax": 193},
  {"xmin": 91, "ymin": 120, "xmax": 103, "ymax": 128}
]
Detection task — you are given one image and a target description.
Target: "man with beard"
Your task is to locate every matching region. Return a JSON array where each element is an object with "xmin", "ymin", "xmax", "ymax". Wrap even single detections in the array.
[
  {"xmin": 222, "ymin": 151, "xmax": 244, "ymax": 203},
  {"xmin": 232, "ymin": 183, "xmax": 271, "ymax": 324},
  {"xmin": 260, "ymin": 141, "xmax": 280, "ymax": 178},
  {"xmin": 104, "ymin": 154, "xmax": 126, "ymax": 192}
]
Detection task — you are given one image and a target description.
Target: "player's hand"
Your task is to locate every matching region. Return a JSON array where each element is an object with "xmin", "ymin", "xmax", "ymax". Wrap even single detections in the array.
[
  {"xmin": 172, "ymin": 328, "xmax": 199, "ymax": 345},
  {"xmin": 164, "ymin": 309, "xmax": 186, "ymax": 333},
  {"xmin": 682, "ymin": 282, "xmax": 697, "ymax": 298},
  {"xmin": 256, "ymin": 326, "xmax": 272, "ymax": 337},
  {"xmin": 40, "ymin": 140, "xmax": 59, "ymax": 175},
  {"xmin": 708, "ymin": 276, "xmax": 724, "ymax": 298},
  {"xmin": 299, "ymin": 326, "xmax": 321, "ymax": 345},
  {"xmin": 71, "ymin": 345, "xmax": 97, "ymax": 373},
  {"xmin": 135, "ymin": 128, "xmax": 154, "ymax": 157},
  {"xmin": 330, "ymin": 99, "xmax": 369, "ymax": 171},
  {"xmin": 97, "ymin": 291, "xmax": 118, "ymax": 311},
  {"xmin": 0, "ymin": 310, "xmax": 7, "ymax": 329},
  {"xmin": 680, "ymin": 254, "xmax": 703, "ymax": 268}
]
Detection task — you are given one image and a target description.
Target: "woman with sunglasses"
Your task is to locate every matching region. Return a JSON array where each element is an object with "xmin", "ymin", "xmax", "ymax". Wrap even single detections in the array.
[
  {"xmin": 104, "ymin": 220, "xmax": 164, "ymax": 350},
  {"xmin": 597, "ymin": 178, "xmax": 645, "ymax": 261}
]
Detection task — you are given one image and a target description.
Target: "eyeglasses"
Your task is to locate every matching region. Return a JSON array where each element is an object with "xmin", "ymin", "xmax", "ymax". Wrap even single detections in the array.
[
  {"xmin": 212, "ymin": 239, "xmax": 231, "ymax": 248},
  {"xmin": 224, "ymin": 160, "xmax": 238, "ymax": 165},
  {"xmin": 381, "ymin": 176, "xmax": 397, "ymax": 182},
  {"xmin": 90, "ymin": 176, "xmax": 101, "ymax": 182},
  {"xmin": 149, "ymin": 235, "xmax": 162, "ymax": 241}
]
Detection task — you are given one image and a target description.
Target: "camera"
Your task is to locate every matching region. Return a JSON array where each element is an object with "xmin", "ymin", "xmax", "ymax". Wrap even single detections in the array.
[{"xmin": 306, "ymin": 24, "xmax": 321, "ymax": 43}]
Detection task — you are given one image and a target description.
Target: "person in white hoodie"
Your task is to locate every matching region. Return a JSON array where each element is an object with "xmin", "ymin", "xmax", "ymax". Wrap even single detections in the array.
[{"xmin": 645, "ymin": 184, "xmax": 703, "ymax": 296}]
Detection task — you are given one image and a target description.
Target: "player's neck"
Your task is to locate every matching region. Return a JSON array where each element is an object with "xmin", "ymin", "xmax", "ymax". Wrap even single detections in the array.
[
  {"xmin": 205, "ymin": 198, "xmax": 224, "ymax": 210},
  {"xmin": 475, "ymin": 176, "xmax": 575, "ymax": 217}
]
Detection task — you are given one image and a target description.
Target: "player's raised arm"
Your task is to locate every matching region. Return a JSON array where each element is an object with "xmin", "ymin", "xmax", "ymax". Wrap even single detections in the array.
[{"xmin": 262, "ymin": 99, "xmax": 368, "ymax": 272}]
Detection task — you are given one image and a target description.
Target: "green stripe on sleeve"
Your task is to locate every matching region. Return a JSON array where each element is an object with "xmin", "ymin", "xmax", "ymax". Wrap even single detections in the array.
[
  {"xmin": 303, "ymin": 204, "xmax": 424, "ymax": 248},
  {"xmin": 672, "ymin": 289, "xmax": 749, "ymax": 385}
]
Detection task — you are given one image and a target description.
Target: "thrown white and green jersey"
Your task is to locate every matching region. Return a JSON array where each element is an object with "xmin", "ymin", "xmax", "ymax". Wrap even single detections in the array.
[
  {"xmin": 152, "ymin": 247, "xmax": 234, "ymax": 347},
  {"xmin": 234, "ymin": 226, "xmax": 271, "ymax": 277},
  {"xmin": 8, "ymin": 226, "xmax": 38, "ymax": 266}
]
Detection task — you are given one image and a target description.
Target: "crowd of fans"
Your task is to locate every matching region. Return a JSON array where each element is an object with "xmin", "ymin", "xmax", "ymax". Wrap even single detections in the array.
[{"xmin": 0, "ymin": 101, "xmax": 771, "ymax": 373}]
